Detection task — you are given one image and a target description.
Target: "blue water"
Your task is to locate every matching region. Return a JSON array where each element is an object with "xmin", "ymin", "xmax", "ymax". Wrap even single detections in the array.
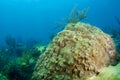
[
  {"xmin": 0, "ymin": 1, "xmax": 120, "ymax": 80},
  {"xmin": 0, "ymin": 0, "xmax": 120, "ymax": 44}
]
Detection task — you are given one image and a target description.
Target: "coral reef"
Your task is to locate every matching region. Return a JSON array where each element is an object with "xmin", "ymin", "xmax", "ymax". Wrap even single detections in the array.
[
  {"xmin": 4, "ymin": 46, "xmax": 44, "ymax": 80},
  {"xmin": 32, "ymin": 22, "xmax": 118, "ymax": 80},
  {"xmin": 0, "ymin": 49, "xmax": 11, "ymax": 72},
  {"xmin": 0, "ymin": 43, "xmax": 46, "ymax": 80},
  {"xmin": 88, "ymin": 63, "xmax": 120, "ymax": 80}
]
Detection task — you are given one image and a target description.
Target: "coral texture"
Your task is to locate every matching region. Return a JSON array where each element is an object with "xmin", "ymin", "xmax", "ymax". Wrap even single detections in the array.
[{"xmin": 32, "ymin": 22, "xmax": 117, "ymax": 80}]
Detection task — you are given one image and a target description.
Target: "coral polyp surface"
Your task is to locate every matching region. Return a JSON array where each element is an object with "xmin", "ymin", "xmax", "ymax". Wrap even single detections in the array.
[{"xmin": 32, "ymin": 22, "xmax": 118, "ymax": 80}]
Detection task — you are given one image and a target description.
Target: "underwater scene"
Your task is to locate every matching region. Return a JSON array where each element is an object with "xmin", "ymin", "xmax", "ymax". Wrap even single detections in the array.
[{"xmin": 0, "ymin": 0, "xmax": 120, "ymax": 80}]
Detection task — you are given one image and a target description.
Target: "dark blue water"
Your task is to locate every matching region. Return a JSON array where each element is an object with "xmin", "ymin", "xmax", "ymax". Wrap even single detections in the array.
[{"xmin": 0, "ymin": 0, "xmax": 120, "ymax": 44}]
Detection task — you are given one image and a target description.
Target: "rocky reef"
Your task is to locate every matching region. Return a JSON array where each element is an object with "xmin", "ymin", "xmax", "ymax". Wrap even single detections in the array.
[
  {"xmin": 0, "ymin": 42, "xmax": 46, "ymax": 80},
  {"xmin": 32, "ymin": 22, "xmax": 118, "ymax": 80}
]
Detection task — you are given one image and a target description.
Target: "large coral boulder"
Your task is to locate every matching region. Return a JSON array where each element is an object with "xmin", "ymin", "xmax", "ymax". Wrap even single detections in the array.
[{"xmin": 32, "ymin": 22, "xmax": 118, "ymax": 80}]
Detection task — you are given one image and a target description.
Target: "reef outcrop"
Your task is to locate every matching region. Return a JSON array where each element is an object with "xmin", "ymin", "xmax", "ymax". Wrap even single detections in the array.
[{"xmin": 32, "ymin": 22, "xmax": 118, "ymax": 80}]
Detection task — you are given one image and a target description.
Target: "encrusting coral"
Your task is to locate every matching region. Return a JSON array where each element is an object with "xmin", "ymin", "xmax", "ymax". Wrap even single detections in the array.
[{"xmin": 32, "ymin": 22, "xmax": 118, "ymax": 80}]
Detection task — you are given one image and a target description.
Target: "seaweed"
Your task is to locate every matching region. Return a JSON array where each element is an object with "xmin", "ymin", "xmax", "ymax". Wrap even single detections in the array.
[
  {"xmin": 0, "ymin": 38, "xmax": 46, "ymax": 80},
  {"xmin": 54, "ymin": 6, "xmax": 88, "ymax": 30},
  {"xmin": 67, "ymin": 6, "xmax": 88, "ymax": 23},
  {"xmin": 0, "ymin": 47, "xmax": 40, "ymax": 80}
]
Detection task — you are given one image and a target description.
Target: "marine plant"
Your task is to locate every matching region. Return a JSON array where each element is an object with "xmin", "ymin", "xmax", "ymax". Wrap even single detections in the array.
[
  {"xmin": 88, "ymin": 63, "xmax": 120, "ymax": 80},
  {"xmin": 54, "ymin": 6, "xmax": 88, "ymax": 30},
  {"xmin": 67, "ymin": 6, "xmax": 88, "ymax": 23},
  {"xmin": 5, "ymin": 35, "xmax": 25, "ymax": 57},
  {"xmin": 0, "ymin": 73, "xmax": 8, "ymax": 80},
  {"xmin": 0, "ymin": 48, "xmax": 11, "ymax": 72},
  {"xmin": 5, "ymin": 35, "xmax": 16, "ymax": 49},
  {"xmin": 3, "ymin": 46, "xmax": 43, "ymax": 80},
  {"xmin": 0, "ymin": 41, "xmax": 46, "ymax": 80}
]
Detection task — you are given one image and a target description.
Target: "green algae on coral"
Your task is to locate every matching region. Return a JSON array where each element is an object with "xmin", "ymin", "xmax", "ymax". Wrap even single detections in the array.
[{"xmin": 89, "ymin": 63, "xmax": 120, "ymax": 80}]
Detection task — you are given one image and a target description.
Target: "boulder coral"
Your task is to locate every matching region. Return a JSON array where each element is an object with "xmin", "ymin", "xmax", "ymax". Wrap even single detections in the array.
[{"xmin": 32, "ymin": 22, "xmax": 118, "ymax": 80}]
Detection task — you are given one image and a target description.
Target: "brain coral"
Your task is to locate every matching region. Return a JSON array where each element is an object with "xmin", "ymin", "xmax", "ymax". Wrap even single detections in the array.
[{"xmin": 32, "ymin": 22, "xmax": 118, "ymax": 80}]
